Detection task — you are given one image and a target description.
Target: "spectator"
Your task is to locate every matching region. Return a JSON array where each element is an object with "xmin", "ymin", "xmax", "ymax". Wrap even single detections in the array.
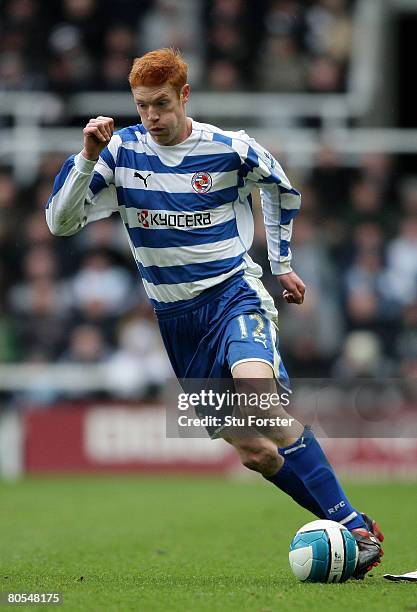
[
  {"xmin": 265, "ymin": 0, "xmax": 306, "ymax": 46},
  {"xmin": 385, "ymin": 216, "xmax": 417, "ymax": 307},
  {"xmin": 11, "ymin": 277, "xmax": 71, "ymax": 359},
  {"xmin": 0, "ymin": 172, "xmax": 19, "ymax": 245},
  {"xmin": 139, "ymin": 0, "xmax": 202, "ymax": 85},
  {"xmin": 206, "ymin": 59, "xmax": 242, "ymax": 91},
  {"xmin": 259, "ymin": 35, "xmax": 309, "ymax": 92},
  {"xmin": 104, "ymin": 24, "xmax": 136, "ymax": 56},
  {"xmin": 305, "ymin": 0, "xmax": 353, "ymax": 62},
  {"xmin": 70, "ymin": 249, "xmax": 134, "ymax": 317},
  {"xmin": 308, "ymin": 144, "xmax": 354, "ymax": 218},
  {"xmin": 344, "ymin": 249, "xmax": 396, "ymax": 322},
  {"xmin": 280, "ymin": 215, "xmax": 343, "ymax": 375},
  {"xmin": 396, "ymin": 302, "xmax": 417, "ymax": 370},
  {"xmin": 106, "ymin": 306, "xmax": 173, "ymax": 398},
  {"xmin": 101, "ymin": 53, "xmax": 132, "ymax": 91},
  {"xmin": 308, "ymin": 54, "xmax": 343, "ymax": 93},
  {"xmin": 332, "ymin": 331, "xmax": 392, "ymax": 378},
  {"xmin": 59, "ymin": 324, "xmax": 111, "ymax": 363}
]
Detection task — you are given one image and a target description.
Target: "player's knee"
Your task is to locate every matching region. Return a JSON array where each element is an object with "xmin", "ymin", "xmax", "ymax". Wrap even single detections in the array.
[{"xmin": 240, "ymin": 445, "xmax": 279, "ymax": 475}]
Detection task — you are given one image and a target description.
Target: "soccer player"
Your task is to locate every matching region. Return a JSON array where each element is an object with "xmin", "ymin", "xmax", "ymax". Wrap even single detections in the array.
[{"xmin": 46, "ymin": 48, "xmax": 382, "ymax": 578}]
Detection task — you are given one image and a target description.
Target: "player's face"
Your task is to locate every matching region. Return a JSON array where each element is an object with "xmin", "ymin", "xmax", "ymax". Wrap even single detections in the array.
[{"xmin": 132, "ymin": 83, "xmax": 190, "ymax": 146}]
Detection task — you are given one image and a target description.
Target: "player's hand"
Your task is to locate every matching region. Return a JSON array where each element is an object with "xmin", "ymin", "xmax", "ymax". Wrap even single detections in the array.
[
  {"xmin": 277, "ymin": 271, "xmax": 306, "ymax": 305},
  {"xmin": 82, "ymin": 116, "xmax": 114, "ymax": 161}
]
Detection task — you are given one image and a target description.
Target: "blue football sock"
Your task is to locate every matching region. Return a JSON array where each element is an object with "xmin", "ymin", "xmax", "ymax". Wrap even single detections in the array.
[
  {"xmin": 264, "ymin": 459, "xmax": 325, "ymax": 518},
  {"xmin": 279, "ymin": 426, "xmax": 366, "ymax": 531}
]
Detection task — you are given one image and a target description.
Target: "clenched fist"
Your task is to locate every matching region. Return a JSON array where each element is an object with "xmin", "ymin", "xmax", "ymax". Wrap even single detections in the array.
[
  {"xmin": 82, "ymin": 116, "xmax": 114, "ymax": 161},
  {"xmin": 277, "ymin": 271, "xmax": 306, "ymax": 305}
]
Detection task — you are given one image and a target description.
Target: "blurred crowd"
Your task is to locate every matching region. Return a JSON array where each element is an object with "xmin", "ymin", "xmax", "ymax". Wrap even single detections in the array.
[
  {"xmin": 1, "ymin": 145, "xmax": 417, "ymax": 401},
  {"xmin": 253, "ymin": 148, "xmax": 417, "ymax": 381},
  {"xmin": 0, "ymin": 152, "xmax": 173, "ymax": 399},
  {"xmin": 0, "ymin": 0, "xmax": 355, "ymax": 93}
]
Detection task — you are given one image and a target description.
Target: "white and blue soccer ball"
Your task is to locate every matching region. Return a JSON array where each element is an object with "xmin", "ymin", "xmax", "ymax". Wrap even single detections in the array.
[{"xmin": 289, "ymin": 519, "xmax": 359, "ymax": 583}]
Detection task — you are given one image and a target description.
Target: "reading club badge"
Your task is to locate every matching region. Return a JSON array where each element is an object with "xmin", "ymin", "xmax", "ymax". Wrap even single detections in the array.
[{"xmin": 191, "ymin": 171, "xmax": 212, "ymax": 193}]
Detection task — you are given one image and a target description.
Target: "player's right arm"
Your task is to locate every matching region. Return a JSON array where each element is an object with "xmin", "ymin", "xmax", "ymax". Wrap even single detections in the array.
[{"xmin": 46, "ymin": 116, "xmax": 119, "ymax": 236}]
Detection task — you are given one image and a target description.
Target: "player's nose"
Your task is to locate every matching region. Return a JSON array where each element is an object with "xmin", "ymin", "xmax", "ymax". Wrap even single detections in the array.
[{"xmin": 147, "ymin": 106, "xmax": 159, "ymax": 122}]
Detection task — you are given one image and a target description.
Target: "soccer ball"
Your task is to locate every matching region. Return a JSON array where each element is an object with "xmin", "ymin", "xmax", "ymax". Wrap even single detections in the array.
[{"xmin": 289, "ymin": 519, "xmax": 358, "ymax": 583}]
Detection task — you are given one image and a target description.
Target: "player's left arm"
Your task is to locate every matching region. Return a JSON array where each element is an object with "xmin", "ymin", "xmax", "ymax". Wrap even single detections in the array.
[{"xmin": 239, "ymin": 136, "xmax": 305, "ymax": 305}]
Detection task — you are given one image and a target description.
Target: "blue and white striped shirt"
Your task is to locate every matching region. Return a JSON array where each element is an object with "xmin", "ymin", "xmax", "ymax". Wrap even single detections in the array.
[{"xmin": 46, "ymin": 120, "xmax": 301, "ymax": 312}]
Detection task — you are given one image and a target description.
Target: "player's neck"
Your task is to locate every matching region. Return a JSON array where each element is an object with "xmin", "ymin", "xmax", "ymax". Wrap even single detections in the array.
[
  {"xmin": 157, "ymin": 117, "xmax": 192, "ymax": 147},
  {"xmin": 172, "ymin": 117, "xmax": 192, "ymax": 146}
]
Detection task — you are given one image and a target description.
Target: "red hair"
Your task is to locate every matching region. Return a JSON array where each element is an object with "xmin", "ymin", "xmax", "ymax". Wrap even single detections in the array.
[{"xmin": 128, "ymin": 48, "xmax": 188, "ymax": 96}]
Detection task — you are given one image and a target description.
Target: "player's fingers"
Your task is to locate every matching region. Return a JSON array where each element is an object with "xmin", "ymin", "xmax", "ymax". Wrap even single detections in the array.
[
  {"xmin": 97, "ymin": 116, "xmax": 114, "ymax": 135},
  {"xmin": 96, "ymin": 121, "xmax": 113, "ymax": 140},
  {"xmin": 297, "ymin": 283, "xmax": 306, "ymax": 298},
  {"xmin": 294, "ymin": 287, "xmax": 305, "ymax": 303},
  {"xmin": 102, "ymin": 125, "xmax": 113, "ymax": 141},
  {"xmin": 93, "ymin": 116, "xmax": 114, "ymax": 140},
  {"xmin": 283, "ymin": 290, "xmax": 303, "ymax": 305},
  {"xmin": 91, "ymin": 121, "xmax": 111, "ymax": 142},
  {"xmin": 86, "ymin": 119, "xmax": 112, "ymax": 140},
  {"xmin": 289, "ymin": 286, "xmax": 302, "ymax": 302},
  {"xmin": 100, "ymin": 125, "xmax": 112, "ymax": 141},
  {"xmin": 298, "ymin": 283, "xmax": 306, "ymax": 297},
  {"xmin": 292, "ymin": 289, "xmax": 304, "ymax": 304},
  {"xmin": 90, "ymin": 122, "xmax": 111, "ymax": 141},
  {"xmin": 83, "ymin": 126, "xmax": 107, "ymax": 142},
  {"xmin": 97, "ymin": 115, "xmax": 114, "ymax": 126}
]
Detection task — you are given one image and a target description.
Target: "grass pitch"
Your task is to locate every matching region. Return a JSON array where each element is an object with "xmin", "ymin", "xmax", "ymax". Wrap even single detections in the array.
[{"xmin": 0, "ymin": 476, "xmax": 416, "ymax": 611}]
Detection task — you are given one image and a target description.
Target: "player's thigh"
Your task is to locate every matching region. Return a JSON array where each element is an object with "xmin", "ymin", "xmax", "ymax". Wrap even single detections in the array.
[
  {"xmin": 232, "ymin": 360, "xmax": 274, "ymax": 379},
  {"xmin": 231, "ymin": 359, "xmax": 301, "ymax": 445},
  {"xmin": 232, "ymin": 359, "xmax": 276, "ymax": 419}
]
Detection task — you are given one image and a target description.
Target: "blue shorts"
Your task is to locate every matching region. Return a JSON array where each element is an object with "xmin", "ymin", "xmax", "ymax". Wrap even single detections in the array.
[{"xmin": 157, "ymin": 273, "xmax": 290, "ymax": 436}]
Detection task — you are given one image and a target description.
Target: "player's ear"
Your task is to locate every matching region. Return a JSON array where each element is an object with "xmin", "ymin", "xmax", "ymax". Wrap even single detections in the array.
[{"xmin": 180, "ymin": 84, "xmax": 190, "ymax": 103}]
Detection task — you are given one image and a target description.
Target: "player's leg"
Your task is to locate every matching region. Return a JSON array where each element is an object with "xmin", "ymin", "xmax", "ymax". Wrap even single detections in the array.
[
  {"xmin": 232, "ymin": 358, "xmax": 367, "ymax": 529},
  {"xmin": 224, "ymin": 434, "xmax": 281, "ymax": 476},
  {"xmin": 222, "ymin": 432, "xmax": 324, "ymax": 518},
  {"xmin": 231, "ymin": 359, "xmax": 382, "ymax": 577},
  {"xmin": 156, "ymin": 296, "xmax": 325, "ymax": 518}
]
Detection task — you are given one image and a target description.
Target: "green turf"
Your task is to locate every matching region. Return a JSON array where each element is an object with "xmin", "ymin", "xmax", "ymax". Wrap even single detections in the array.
[{"xmin": 0, "ymin": 476, "xmax": 416, "ymax": 611}]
